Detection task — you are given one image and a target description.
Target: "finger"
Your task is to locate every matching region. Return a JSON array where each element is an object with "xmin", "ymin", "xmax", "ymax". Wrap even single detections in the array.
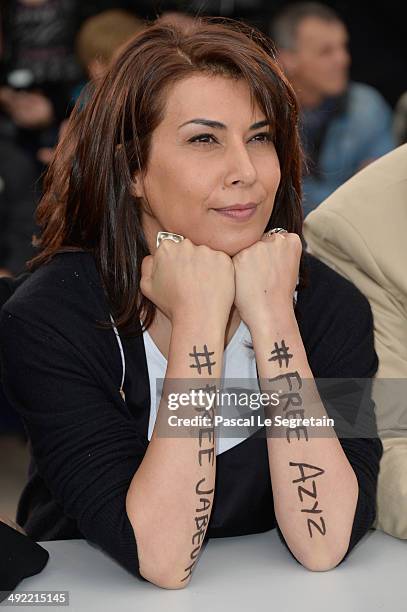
[
  {"xmin": 261, "ymin": 232, "xmax": 274, "ymax": 242},
  {"xmin": 286, "ymin": 232, "xmax": 302, "ymax": 246},
  {"xmin": 261, "ymin": 232, "xmax": 286, "ymax": 242}
]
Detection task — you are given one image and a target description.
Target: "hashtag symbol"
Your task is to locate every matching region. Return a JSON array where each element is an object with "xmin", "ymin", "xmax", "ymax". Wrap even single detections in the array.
[
  {"xmin": 189, "ymin": 345, "xmax": 216, "ymax": 375},
  {"xmin": 268, "ymin": 340, "xmax": 293, "ymax": 368}
]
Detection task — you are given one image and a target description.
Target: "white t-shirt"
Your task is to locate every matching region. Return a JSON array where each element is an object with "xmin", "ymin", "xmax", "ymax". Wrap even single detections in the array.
[{"xmin": 142, "ymin": 319, "xmax": 264, "ymax": 455}]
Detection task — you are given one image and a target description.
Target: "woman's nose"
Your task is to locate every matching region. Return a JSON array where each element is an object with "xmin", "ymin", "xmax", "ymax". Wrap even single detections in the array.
[{"xmin": 223, "ymin": 142, "xmax": 257, "ymax": 186}]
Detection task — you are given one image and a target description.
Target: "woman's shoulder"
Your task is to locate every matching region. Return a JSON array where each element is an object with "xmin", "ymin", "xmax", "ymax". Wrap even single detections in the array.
[
  {"xmin": 0, "ymin": 251, "xmax": 106, "ymax": 325},
  {"xmin": 0, "ymin": 250, "xmax": 139, "ymax": 409},
  {"xmin": 0, "ymin": 273, "xmax": 31, "ymax": 310},
  {"xmin": 0, "ymin": 252, "xmax": 109, "ymax": 338}
]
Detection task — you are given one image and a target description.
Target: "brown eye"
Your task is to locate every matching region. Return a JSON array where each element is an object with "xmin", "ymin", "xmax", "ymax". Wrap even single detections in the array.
[
  {"xmin": 251, "ymin": 132, "xmax": 274, "ymax": 144},
  {"xmin": 188, "ymin": 134, "xmax": 218, "ymax": 144}
]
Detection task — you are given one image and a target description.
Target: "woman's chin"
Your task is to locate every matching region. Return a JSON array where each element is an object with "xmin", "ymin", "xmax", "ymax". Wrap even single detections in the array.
[{"xmin": 204, "ymin": 234, "xmax": 263, "ymax": 256}]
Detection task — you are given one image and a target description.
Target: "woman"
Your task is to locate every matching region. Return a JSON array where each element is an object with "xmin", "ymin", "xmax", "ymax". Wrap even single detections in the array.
[{"xmin": 0, "ymin": 17, "xmax": 382, "ymax": 589}]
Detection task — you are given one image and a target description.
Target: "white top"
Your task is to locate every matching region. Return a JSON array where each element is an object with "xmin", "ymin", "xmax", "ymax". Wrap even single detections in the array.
[
  {"xmin": 142, "ymin": 319, "xmax": 264, "ymax": 455},
  {"xmin": 108, "ymin": 288, "xmax": 298, "ymax": 454}
]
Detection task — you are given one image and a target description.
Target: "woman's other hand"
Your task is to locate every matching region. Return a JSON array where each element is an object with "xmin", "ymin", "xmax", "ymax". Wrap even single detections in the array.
[
  {"xmin": 232, "ymin": 232, "xmax": 302, "ymax": 329},
  {"xmin": 140, "ymin": 238, "xmax": 235, "ymax": 327}
]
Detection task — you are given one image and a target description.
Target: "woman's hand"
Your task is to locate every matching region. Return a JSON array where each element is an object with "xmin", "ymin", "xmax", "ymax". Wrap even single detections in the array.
[
  {"xmin": 232, "ymin": 232, "xmax": 302, "ymax": 329},
  {"xmin": 140, "ymin": 238, "xmax": 235, "ymax": 328}
]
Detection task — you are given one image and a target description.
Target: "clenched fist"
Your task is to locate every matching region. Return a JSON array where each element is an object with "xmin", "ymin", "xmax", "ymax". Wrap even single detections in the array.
[
  {"xmin": 232, "ymin": 232, "xmax": 302, "ymax": 329},
  {"xmin": 140, "ymin": 238, "xmax": 235, "ymax": 328}
]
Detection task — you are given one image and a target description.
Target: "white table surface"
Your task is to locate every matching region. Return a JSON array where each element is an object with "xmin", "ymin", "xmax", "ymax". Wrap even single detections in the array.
[{"xmin": 2, "ymin": 529, "xmax": 406, "ymax": 612}]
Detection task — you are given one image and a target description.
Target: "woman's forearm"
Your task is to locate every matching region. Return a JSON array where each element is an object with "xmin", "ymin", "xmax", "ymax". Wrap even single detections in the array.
[
  {"xmin": 126, "ymin": 316, "xmax": 224, "ymax": 588},
  {"xmin": 250, "ymin": 305, "xmax": 359, "ymax": 571}
]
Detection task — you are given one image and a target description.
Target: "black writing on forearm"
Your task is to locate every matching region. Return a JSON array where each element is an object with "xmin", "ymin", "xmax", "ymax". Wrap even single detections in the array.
[
  {"xmin": 189, "ymin": 345, "xmax": 216, "ymax": 375},
  {"xmin": 267, "ymin": 339, "xmax": 326, "ymax": 538},
  {"xmin": 268, "ymin": 347, "xmax": 308, "ymax": 442},
  {"xmin": 289, "ymin": 461, "xmax": 327, "ymax": 538},
  {"xmin": 182, "ymin": 477, "xmax": 214, "ymax": 581},
  {"xmin": 181, "ymin": 358, "xmax": 217, "ymax": 583},
  {"xmin": 268, "ymin": 339, "xmax": 293, "ymax": 368}
]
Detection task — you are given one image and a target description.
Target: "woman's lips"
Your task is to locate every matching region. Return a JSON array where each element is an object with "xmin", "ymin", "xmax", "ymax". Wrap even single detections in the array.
[{"xmin": 212, "ymin": 206, "xmax": 258, "ymax": 220}]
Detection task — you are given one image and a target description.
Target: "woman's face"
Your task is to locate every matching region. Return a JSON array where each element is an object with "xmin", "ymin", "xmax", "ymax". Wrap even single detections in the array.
[{"xmin": 134, "ymin": 73, "xmax": 281, "ymax": 256}]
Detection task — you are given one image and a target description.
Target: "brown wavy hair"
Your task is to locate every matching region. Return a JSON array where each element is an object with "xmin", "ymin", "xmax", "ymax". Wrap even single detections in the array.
[{"xmin": 28, "ymin": 16, "xmax": 306, "ymax": 337}]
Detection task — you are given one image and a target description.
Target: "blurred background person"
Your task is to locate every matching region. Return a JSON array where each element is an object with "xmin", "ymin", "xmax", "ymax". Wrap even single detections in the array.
[
  {"xmin": 37, "ymin": 9, "xmax": 146, "ymax": 165},
  {"xmin": 303, "ymin": 144, "xmax": 407, "ymax": 539},
  {"xmin": 0, "ymin": 0, "xmax": 86, "ymax": 277},
  {"xmin": 270, "ymin": 2, "xmax": 396, "ymax": 217},
  {"xmin": 75, "ymin": 9, "xmax": 146, "ymax": 84},
  {"xmin": 0, "ymin": 0, "xmax": 84, "ymax": 160}
]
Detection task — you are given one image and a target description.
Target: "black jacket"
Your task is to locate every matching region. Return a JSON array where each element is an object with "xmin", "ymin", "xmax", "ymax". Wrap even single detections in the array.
[{"xmin": 0, "ymin": 251, "xmax": 383, "ymax": 579}]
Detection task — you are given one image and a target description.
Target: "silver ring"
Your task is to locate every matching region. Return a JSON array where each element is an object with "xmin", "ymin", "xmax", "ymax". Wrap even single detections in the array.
[
  {"xmin": 265, "ymin": 228, "xmax": 288, "ymax": 237},
  {"xmin": 156, "ymin": 231, "xmax": 185, "ymax": 248}
]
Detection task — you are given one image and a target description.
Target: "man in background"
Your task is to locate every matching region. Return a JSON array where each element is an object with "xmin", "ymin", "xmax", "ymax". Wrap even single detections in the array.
[{"xmin": 270, "ymin": 2, "xmax": 395, "ymax": 216}]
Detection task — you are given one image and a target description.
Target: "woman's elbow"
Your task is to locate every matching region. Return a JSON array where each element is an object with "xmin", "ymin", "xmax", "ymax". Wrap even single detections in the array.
[
  {"xmin": 139, "ymin": 562, "xmax": 191, "ymax": 589},
  {"xmin": 300, "ymin": 547, "xmax": 348, "ymax": 572},
  {"xmin": 133, "ymin": 531, "xmax": 196, "ymax": 588}
]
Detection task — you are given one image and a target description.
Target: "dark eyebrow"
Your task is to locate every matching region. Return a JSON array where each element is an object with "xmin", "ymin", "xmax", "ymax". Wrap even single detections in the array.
[{"xmin": 178, "ymin": 118, "xmax": 270, "ymax": 130}]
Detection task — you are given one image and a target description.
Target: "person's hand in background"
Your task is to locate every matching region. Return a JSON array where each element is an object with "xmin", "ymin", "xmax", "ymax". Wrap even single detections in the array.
[
  {"xmin": 0, "ymin": 86, "xmax": 14, "ymax": 109},
  {"xmin": 0, "ymin": 87, "xmax": 54, "ymax": 129}
]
